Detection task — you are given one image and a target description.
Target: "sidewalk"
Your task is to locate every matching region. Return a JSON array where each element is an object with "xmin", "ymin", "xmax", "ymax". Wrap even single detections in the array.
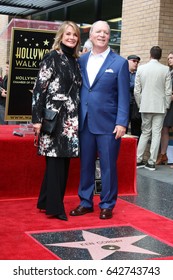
[
  {"xmin": 121, "ymin": 164, "xmax": 173, "ymax": 220},
  {"xmin": 137, "ymin": 164, "xmax": 173, "ymax": 185}
]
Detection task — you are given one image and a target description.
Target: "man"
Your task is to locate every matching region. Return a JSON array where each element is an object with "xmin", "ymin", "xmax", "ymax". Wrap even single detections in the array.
[
  {"xmin": 134, "ymin": 46, "xmax": 172, "ymax": 171},
  {"xmin": 127, "ymin": 55, "xmax": 142, "ymax": 139},
  {"xmin": 70, "ymin": 20, "xmax": 130, "ymax": 219},
  {"xmin": 0, "ymin": 61, "xmax": 9, "ymax": 124}
]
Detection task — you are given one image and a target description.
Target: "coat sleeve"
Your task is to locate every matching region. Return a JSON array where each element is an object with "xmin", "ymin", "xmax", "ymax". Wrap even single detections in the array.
[
  {"xmin": 165, "ymin": 70, "xmax": 172, "ymax": 110},
  {"xmin": 32, "ymin": 54, "xmax": 55, "ymax": 124},
  {"xmin": 116, "ymin": 59, "xmax": 130, "ymax": 127},
  {"xmin": 134, "ymin": 69, "xmax": 142, "ymax": 108}
]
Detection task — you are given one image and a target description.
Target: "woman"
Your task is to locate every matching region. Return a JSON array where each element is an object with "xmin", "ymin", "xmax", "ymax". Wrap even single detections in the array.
[
  {"xmin": 156, "ymin": 51, "xmax": 173, "ymax": 165},
  {"xmin": 32, "ymin": 21, "xmax": 82, "ymax": 221}
]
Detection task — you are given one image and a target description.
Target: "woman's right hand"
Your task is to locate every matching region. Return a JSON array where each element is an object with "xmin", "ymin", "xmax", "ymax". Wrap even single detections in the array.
[{"xmin": 33, "ymin": 123, "xmax": 42, "ymax": 135}]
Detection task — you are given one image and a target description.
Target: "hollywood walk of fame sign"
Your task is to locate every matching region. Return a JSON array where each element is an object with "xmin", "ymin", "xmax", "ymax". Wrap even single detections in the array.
[{"xmin": 5, "ymin": 27, "xmax": 57, "ymax": 122}]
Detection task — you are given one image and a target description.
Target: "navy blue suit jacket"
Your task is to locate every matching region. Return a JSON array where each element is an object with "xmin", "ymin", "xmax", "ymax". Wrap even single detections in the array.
[{"xmin": 78, "ymin": 50, "xmax": 130, "ymax": 134}]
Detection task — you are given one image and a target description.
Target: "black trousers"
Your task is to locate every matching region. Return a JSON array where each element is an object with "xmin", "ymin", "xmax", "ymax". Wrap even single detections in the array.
[
  {"xmin": 37, "ymin": 156, "xmax": 70, "ymax": 215},
  {"xmin": 128, "ymin": 103, "xmax": 142, "ymax": 140}
]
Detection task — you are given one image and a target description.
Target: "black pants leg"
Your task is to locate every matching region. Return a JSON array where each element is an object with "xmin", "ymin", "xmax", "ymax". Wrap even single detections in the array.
[
  {"xmin": 131, "ymin": 118, "xmax": 142, "ymax": 139},
  {"xmin": 129, "ymin": 102, "xmax": 142, "ymax": 140},
  {"xmin": 37, "ymin": 156, "xmax": 70, "ymax": 215}
]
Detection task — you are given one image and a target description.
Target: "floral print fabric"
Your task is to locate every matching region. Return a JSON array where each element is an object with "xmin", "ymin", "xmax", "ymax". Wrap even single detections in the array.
[{"xmin": 32, "ymin": 50, "xmax": 82, "ymax": 157}]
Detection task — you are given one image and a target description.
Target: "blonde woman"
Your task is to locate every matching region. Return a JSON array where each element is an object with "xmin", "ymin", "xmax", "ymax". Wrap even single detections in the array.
[{"xmin": 32, "ymin": 21, "xmax": 82, "ymax": 221}]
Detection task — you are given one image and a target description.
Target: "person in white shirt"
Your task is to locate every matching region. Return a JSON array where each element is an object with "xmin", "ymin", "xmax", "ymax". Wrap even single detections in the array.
[
  {"xmin": 69, "ymin": 20, "xmax": 130, "ymax": 219},
  {"xmin": 81, "ymin": 38, "xmax": 93, "ymax": 54},
  {"xmin": 134, "ymin": 46, "xmax": 172, "ymax": 171}
]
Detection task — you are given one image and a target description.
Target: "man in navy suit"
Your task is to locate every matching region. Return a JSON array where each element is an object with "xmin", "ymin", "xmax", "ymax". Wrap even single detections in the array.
[{"xmin": 70, "ymin": 21, "xmax": 130, "ymax": 219}]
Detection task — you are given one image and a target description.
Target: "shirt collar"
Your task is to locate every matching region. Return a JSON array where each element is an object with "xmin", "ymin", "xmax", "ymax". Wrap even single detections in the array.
[
  {"xmin": 150, "ymin": 58, "xmax": 159, "ymax": 63},
  {"xmin": 89, "ymin": 47, "xmax": 110, "ymax": 59}
]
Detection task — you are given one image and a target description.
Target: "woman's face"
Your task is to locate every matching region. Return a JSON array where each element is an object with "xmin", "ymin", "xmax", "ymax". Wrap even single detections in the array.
[
  {"xmin": 61, "ymin": 25, "xmax": 78, "ymax": 48},
  {"xmin": 168, "ymin": 53, "xmax": 173, "ymax": 67}
]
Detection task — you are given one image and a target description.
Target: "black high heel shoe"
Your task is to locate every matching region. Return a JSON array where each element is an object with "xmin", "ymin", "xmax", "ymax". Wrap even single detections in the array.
[
  {"xmin": 55, "ymin": 214, "xmax": 68, "ymax": 221},
  {"xmin": 39, "ymin": 209, "xmax": 46, "ymax": 213}
]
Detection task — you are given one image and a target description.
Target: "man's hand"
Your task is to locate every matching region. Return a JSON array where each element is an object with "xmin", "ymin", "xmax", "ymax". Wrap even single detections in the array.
[{"xmin": 113, "ymin": 125, "xmax": 126, "ymax": 139}]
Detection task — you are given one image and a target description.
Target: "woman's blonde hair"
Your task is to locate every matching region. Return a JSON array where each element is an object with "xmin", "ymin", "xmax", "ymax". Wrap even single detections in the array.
[{"xmin": 52, "ymin": 21, "xmax": 81, "ymax": 58}]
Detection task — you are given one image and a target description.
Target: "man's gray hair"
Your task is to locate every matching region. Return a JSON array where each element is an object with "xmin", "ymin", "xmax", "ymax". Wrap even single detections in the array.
[{"xmin": 89, "ymin": 20, "xmax": 110, "ymax": 35}]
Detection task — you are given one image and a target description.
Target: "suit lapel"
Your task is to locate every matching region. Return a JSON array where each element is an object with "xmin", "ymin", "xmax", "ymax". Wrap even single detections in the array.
[
  {"xmin": 81, "ymin": 51, "xmax": 117, "ymax": 88},
  {"xmin": 91, "ymin": 51, "xmax": 116, "ymax": 87},
  {"xmin": 82, "ymin": 53, "xmax": 90, "ymax": 87}
]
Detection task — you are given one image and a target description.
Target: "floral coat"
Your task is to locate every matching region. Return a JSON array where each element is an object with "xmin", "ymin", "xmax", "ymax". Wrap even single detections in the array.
[{"xmin": 32, "ymin": 50, "xmax": 82, "ymax": 157}]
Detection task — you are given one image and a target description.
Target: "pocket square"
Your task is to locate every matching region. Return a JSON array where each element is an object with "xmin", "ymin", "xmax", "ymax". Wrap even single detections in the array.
[{"xmin": 105, "ymin": 68, "xmax": 114, "ymax": 73}]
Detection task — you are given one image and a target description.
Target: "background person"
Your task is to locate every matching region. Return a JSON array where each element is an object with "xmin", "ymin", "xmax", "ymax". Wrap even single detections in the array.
[
  {"xmin": 70, "ymin": 20, "xmax": 130, "ymax": 220},
  {"xmin": 134, "ymin": 46, "xmax": 172, "ymax": 171},
  {"xmin": 32, "ymin": 21, "xmax": 82, "ymax": 221},
  {"xmin": 127, "ymin": 55, "xmax": 142, "ymax": 139},
  {"xmin": 156, "ymin": 51, "xmax": 173, "ymax": 165},
  {"xmin": 81, "ymin": 38, "xmax": 93, "ymax": 54}
]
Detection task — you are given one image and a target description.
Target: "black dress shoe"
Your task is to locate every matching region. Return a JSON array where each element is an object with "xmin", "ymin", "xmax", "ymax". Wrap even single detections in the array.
[
  {"xmin": 100, "ymin": 208, "xmax": 113, "ymax": 219},
  {"xmin": 55, "ymin": 214, "xmax": 68, "ymax": 221},
  {"xmin": 69, "ymin": 205, "xmax": 94, "ymax": 216}
]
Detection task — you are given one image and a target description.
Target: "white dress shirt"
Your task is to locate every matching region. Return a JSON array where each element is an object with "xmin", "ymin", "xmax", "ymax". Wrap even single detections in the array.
[{"xmin": 87, "ymin": 47, "xmax": 110, "ymax": 86}]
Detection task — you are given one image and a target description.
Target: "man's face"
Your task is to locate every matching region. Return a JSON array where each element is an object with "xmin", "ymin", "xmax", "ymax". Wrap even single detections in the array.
[
  {"xmin": 128, "ymin": 59, "xmax": 139, "ymax": 73},
  {"xmin": 90, "ymin": 21, "xmax": 110, "ymax": 52},
  {"xmin": 5, "ymin": 64, "xmax": 9, "ymax": 76}
]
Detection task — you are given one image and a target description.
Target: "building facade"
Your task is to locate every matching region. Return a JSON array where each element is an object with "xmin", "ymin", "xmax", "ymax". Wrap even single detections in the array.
[
  {"xmin": 0, "ymin": 0, "xmax": 173, "ymax": 75},
  {"xmin": 121, "ymin": 0, "xmax": 173, "ymax": 65}
]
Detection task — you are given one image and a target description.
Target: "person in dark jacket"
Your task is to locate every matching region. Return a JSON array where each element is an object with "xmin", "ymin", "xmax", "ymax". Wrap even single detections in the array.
[
  {"xmin": 156, "ymin": 51, "xmax": 173, "ymax": 165},
  {"xmin": 127, "ymin": 55, "xmax": 141, "ymax": 139},
  {"xmin": 32, "ymin": 21, "xmax": 82, "ymax": 221}
]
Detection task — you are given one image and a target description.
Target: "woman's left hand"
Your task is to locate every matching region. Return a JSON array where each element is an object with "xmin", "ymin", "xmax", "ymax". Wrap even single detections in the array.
[{"xmin": 33, "ymin": 123, "xmax": 42, "ymax": 135}]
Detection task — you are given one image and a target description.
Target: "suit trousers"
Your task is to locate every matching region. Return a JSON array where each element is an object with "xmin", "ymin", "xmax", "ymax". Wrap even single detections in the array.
[
  {"xmin": 37, "ymin": 156, "xmax": 70, "ymax": 215},
  {"xmin": 78, "ymin": 118, "xmax": 121, "ymax": 209},
  {"xmin": 137, "ymin": 112, "xmax": 165, "ymax": 164}
]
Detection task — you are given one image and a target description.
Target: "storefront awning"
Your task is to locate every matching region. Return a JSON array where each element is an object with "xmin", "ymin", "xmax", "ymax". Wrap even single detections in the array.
[{"xmin": 0, "ymin": 0, "xmax": 85, "ymax": 17}]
